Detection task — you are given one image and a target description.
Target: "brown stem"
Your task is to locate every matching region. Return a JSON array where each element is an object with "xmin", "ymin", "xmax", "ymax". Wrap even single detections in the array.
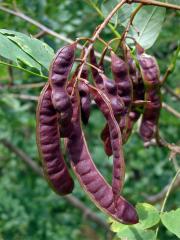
[
  {"xmin": 72, "ymin": 0, "xmax": 126, "ymax": 95},
  {"xmin": 121, "ymin": 3, "xmax": 144, "ymax": 43},
  {"xmin": 0, "ymin": 6, "xmax": 110, "ymax": 62},
  {"xmin": 129, "ymin": 0, "xmax": 180, "ymax": 10},
  {"xmin": 0, "ymin": 139, "xmax": 109, "ymax": 230},
  {"xmin": 163, "ymin": 84, "xmax": 180, "ymax": 101},
  {"xmin": 7, "ymin": 61, "xmax": 14, "ymax": 86},
  {"xmin": 10, "ymin": 93, "xmax": 39, "ymax": 101},
  {"xmin": 145, "ymin": 174, "xmax": 180, "ymax": 204},
  {"xmin": 10, "ymin": 82, "xmax": 45, "ymax": 89},
  {"xmin": 33, "ymin": 30, "xmax": 46, "ymax": 39},
  {"xmin": 162, "ymin": 102, "xmax": 180, "ymax": 118}
]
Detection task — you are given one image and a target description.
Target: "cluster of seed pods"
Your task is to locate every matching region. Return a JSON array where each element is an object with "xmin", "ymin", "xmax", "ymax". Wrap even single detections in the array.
[{"xmin": 36, "ymin": 41, "xmax": 162, "ymax": 224}]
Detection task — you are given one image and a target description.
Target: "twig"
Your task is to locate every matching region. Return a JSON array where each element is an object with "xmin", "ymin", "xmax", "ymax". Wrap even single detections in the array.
[
  {"xmin": 162, "ymin": 102, "xmax": 180, "ymax": 119},
  {"xmin": 11, "ymin": 93, "xmax": 39, "ymax": 101},
  {"xmin": 0, "ymin": 139, "xmax": 109, "ymax": 230},
  {"xmin": 10, "ymin": 82, "xmax": 45, "ymax": 89},
  {"xmin": 7, "ymin": 61, "xmax": 14, "ymax": 86},
  {"xmin": 0, "ymin": 6, "xmax": 110, "ymax": 62},
  {"xmin": 0, "ymin": 61, "xmax": 48, "ymax": 79},
  {"xmin": 121, "ymin": 3, "xmax": 143, "ymax": 43},
  {"xmin": 33, "ymin": 30, "xmax": 46, "ymax": 39},
  {"xmin": 160, "ymin": 65, "xmax": 173, "ymax": 85},
  {"xmin": 86, "ymin": 0, "xmax": 121, "ymax": 38},
  {"xmin": 146, "ymin": 174, "xmax": 180, "ymax": 204},
  {"xmin": 155, "ymin": 169, "xmax": 180, "ymax": 239},
  {"xmin": 129, "ymin": 0, "xmax": 180, "ymax": 10},
  {"xmin": 163, "ymin": 84, "xmax": 180, "ymax": 101},
  {"xmin": 73, "ymin": 0, "xmax": 127, "ymax": 95}
]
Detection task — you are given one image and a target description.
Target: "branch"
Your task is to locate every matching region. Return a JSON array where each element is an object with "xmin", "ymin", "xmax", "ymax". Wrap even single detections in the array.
[
  {"xmin": 0, "ymin": 139, "xmax": 108, "ymax": 230},
  {"xmin": 162, "ymin": 102, "xmax": 180, "ymax": 119},
  {"xmin": 129, "ymin": 0, "xmax": 180, "ymax": 10},
  {"xmin": 121, "ymin": 3, "xmax": 143, "ymax": 43},
  {"xmin": 0, "ymin": 6, "xmax": 110, "ymax": 62},
  {"xmin": 74, "ymin": 0, "xmax": 126, "ymax": 93},
  {"xmin": 155, "ymin": 169, "xmax": 180, "ymax": 239},
  {"xmin": 10, "ymin": 82, "xmax": 45, "ymax": 89},
  {"xmin": 163, "ymin": 84, "xmax": 180, "ymax": 101},
  {"xmin": 10, "ymin": 93, "xmax": 39, "ymax": 101},
  {"xmin": 146, "ymin": 174, "xmax": 180, "ymax": 204}
]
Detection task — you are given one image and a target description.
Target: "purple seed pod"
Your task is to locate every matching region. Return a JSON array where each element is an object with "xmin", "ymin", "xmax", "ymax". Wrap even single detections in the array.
[
  {"xmin": 111, "ymin": 51, "xmax": 133, "ymax": 139},
  {"xmin": 66, "ymin": 86, "xmax": 138, "ymax": 224},
  {"xmin": 136, "ymin": 43, "xmax": 160, "ymax": 87},
  {"xmin": 124, "ymin": 73, "xmax": 145, "ymax": 143},
  {"xmin": 89, "ymin": 48, "xmax": 105, "ymax": 90},
  {"xmin": 140, "ymin": 88, "xmax": 161, "ymax": 142},
  {"xmin": 36, "ymin": 83, "xmax": 74, "ymax": 195},
  {"xmin": 78, "ymin": 65, "xmax": 91, "ymax": 125},
  {"xmin": 49, "ymin": 43, "xmax": 76, "ymax": 125},
  {"xmin": 136, "ymin": 43, "xmax": 162, "ymax": 142}
]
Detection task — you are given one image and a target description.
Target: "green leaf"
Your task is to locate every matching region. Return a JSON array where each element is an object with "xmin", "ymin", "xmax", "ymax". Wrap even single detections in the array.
[
  {"xmin": 110, "ymin": 220, "xmax": 127, "ymax": 233},
  {"xmin": 136, "ymin": 203, "xmax": 160, "ymax": 229},
  {"xmin": 116, "ymin": 225, "xmax": 156, "ymax": 240},
  {"xmin": 128, "ymin": 6, "xmax": 166, "ymax": 49},
  {"xmin": 0, "ymin": 29, "xmax": 54, "ymax": 70},
  {"xmin": 0, "ymin": 33, "xmax": 41, "ymax": 71},
  {"xmin": 161, "ymin": 208, "xmax": 180, "ymax": 238},
  {"xmin": 101, "ymin": 1, "xmax": 135, "ymax": 26}
]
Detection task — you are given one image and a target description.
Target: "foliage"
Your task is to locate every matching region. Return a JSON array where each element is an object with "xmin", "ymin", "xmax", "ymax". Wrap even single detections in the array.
[
  {"xmin": 0, "ymin": 0, "xmax": 179, "ymax": 240},
  {"xmin": 110, "ymin": 203, "xmax": 180, "ymax": 239}
]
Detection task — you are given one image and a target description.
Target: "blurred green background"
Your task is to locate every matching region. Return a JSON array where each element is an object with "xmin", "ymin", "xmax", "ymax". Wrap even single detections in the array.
[{"xmin": 0, "ymin": 0, "xmax": 179, "ymax": 239}]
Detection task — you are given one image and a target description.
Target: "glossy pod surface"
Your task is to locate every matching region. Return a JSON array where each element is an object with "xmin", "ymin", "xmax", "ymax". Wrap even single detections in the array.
[
  {"xmin": 137, "ymin": 45, "xmax": 161, "ymax": 142},
  {"xmin": 67, "ymin": 86, "xmax": 138, "ymax": 224},
  {"xmin": 111, "ymin": 51, "xmax": 133, "ymax": 139},
  {"xmin": 36, "ymin": 84, "xmax": 74, "ymax": 195},
  {"xmin": 49, "ymin": 43, "xmax": 76, "ymax": 125},
  {"xmin": 78, "ymin": 66, "xmax": 91, "ymax": 125}
]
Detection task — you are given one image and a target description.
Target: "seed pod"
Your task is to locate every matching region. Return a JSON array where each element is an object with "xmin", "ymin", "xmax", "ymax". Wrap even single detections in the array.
[
  {"xmin": 100, "ymin": 74, "xmax": 124, "ymax": 156},
  {"xmin": 36, "ymin": 83, "xmax": 74, "ymax": 195},
  {"xmin": 124, "ymin": 73, "xmax": 145, "ymax": 143},
  {"xmin": 89, "ymin": 48, "xmax": 105, "ymax": 90},
  {"xmin": 111, "ymin": 51, "xmax": 133, "ymax": 139},
  {"xmin": 140, "ymin": 88, "xmax": 161, "ymax": 142},
  {"xmin": 90, "ymin": 48, "xmax": 124, "ymax": 156},
  {"xmin": 67, "ymin": 85, "xmax": 138, "ymax": 224},
  {"xmin": 136, "ymin": 44, "xmax": 161, "ymax": 142},
  {"xmin": 136, "ymin": 43, "xmax": 160, "ymax": 87},
  {"xmin": 78, "ymin": 66, "xmax": 91, "ymax": 125},
  {"xmin": 49, "ymin": 43, "xmax": 76, "ymax": 125}
]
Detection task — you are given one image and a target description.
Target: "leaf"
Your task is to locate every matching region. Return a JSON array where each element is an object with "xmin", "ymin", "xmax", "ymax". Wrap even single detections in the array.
[
  {"xmin": 136, "ymin": 203, "xmax": 160, "ymax": 229},
  {"xmin": 116, "ymin": 225, "xmax": 156, "ymax": 240},
  {"xmin": 101, "ymin": 0, "xmax": 119, "ymax": 24},
  {"xmin": 0, "ymin": 29, "xmax": 54, "ymax": 70},
  {"xmin": 101, "ymin": 1, "xmax": 136, "ymax": 26},
  {"xmin": 110, "ymin": 220, "xmax": 127, "ymax": 233},
  {"xmin": 161, "ymin": 208, "xmax": 180, "ymax": 238},
  {"xmin": 128, "ymin": 6, "xmax": 166, "ymax": 49},
  {"xmin": 0, "ymin": 33, "xmax": 41, "ymax": 71}
]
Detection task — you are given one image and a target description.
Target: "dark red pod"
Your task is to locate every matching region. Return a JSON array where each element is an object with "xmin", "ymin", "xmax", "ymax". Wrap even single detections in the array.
[
  {"xmin": 66, "ymin": 86, "xmax": 138, "ymax": 224},
  {"xmin": 124, "ymin": 73, "xmax": 145, "ymax": 143},
  {"xmin": 49, "ymin": 43, "xmax": 76, "ymax": 125},
  {"xmin": 100, "ymin": 74, "xmax": 124, "ymax": 156},
  {"xmin": 78, "ymin": 66, "xmax": 91, "ymax": 125},
  {"xmin": 111, "ymin": 51, "xmax": 133, "ymax": 139},
  {"xmin": 36, "ymin": 83, "xmax": 74, "ymax": 195},
  {"xmin": 136, "ymin": 43, "xmax": 160, "ymax": 87},
  {"xmin": 89, "ymin": 48, "xmax": 105, "ymax": 90},
  {"xmin": 137, "ymin": 44, "xmax": 161, "ymax": 142},
  {"xmin": 140, "ymin": 88, "xmax": 161, "ymax": 141}
]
